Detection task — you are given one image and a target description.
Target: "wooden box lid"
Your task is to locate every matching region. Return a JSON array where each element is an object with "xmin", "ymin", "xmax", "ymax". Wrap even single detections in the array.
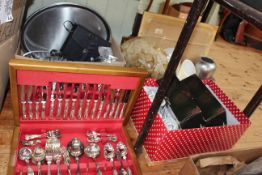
[{"xmin": 9, "ymin": 58, "xmax": 148, "ymax": 126}]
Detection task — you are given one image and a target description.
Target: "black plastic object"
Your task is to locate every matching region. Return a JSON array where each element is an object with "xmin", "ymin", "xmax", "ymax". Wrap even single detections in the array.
[
  {"xmin": 182, "ymin": 75, "xmax": 226, "ymax": 127},
  {"xmin": 61, "ymin": 24, "xmax": 111, "ymax": 62},
  {"xmin": 166, "ymin": 75, "xmax": 227, "ymax": 129},
  {"xmin": 167, "ymin": 77, "xmax": 204, "ymax": 129}
]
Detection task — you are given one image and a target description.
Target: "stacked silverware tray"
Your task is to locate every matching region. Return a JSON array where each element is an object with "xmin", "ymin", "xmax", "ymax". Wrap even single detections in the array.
[
  {"xmin": 18, "ymin": 129, "xmax": 134, "ymax": 175},
  {"xmin": 19, "ymin": 83, "xmax": 131, "ymax": 121},
  {"xmin": 9, "ymin": 59, "xmax": 148, "ymax": 175}
]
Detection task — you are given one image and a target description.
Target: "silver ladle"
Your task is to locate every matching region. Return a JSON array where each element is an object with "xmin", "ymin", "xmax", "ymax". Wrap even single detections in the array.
[
  {"xmin": 32, "ymin": 147, "xmax": 45, "ymax": 175},
  {"xmin": 104, "ymin": 143, "xmax": 118, "ymax": 175},
  {"xmin": 19, "ymin": 147, "xmax": 34, "ymax": 175},
  {"xmin": 84, "ymin": 143, "xmax": 102, "ymax": 175},
  {"xmin": 67, "ymin": 138, "xmax": 84, "ymax": 175}
]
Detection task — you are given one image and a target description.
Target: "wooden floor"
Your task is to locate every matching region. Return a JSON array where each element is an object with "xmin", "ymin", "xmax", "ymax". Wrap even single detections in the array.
[{"xmin": 0, "ymin": 37, "xmax": 262, "ymax": 174}]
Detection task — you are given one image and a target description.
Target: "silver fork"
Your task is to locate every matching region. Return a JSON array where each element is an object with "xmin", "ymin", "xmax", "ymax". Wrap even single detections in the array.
[
  {"xmin": 45, "ymin": 137, "xmax": 61, "ymax": 175},
  {"xmin": 45, "ymin": 151, "xmax": 53, "ymax": 175},
  {"xmin": 53, "ymin": 148, "xmax": 62, "ymax": 175}
]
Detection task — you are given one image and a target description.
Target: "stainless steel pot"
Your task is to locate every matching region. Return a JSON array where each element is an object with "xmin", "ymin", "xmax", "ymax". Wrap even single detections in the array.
[{"xmin": 22, "ymin": 3, "xmax": 111, "ymax": 59}]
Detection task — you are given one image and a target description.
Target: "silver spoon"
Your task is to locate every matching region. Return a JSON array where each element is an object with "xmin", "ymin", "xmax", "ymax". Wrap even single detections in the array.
[
  {"xmin": 104, "ymin": 143, "xmax": 118, "ymax": 175},
  {"xmin": 116, "ymin": 142, "xmax": 132, "ymax": 175},
  {"xmin": 116, "ymin": 154, "xmax": 128, "ymax": 175},
  {"xmin": 61, "ymin": 146, "xmax": 72, "ymax": 175},
  {"xmin": 67, "ymin": 138, "xmax": 84, "ymax": 175},
  {"xmin": 86, "ymin": 131, "xmax": 117, "ymax": 142},
  {"xmin": 84, "ymin": 143, "xmax": 102, "ymax": 175},
  {"xmin": 19, "ymin": 147, "xmax": 34, "ymax": 175},
  {"xmin": 32, "ymin": 147, "xmax": 45, "ymax": 175}
]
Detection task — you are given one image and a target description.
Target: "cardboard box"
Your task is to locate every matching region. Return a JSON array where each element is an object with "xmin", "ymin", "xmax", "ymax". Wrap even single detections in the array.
[
  {"xmin": 0, "ymin": 0, "xmax": 26, "ymax": 109},
  {"xmin": 16, "ymin": 37, "xmax": 126, "ymax": 67},
  {"xmin": 131, "ymin": 78, "xmax": 250, "ymax": 162},
  {"xmin": 8, "ymin": 59, "xmax": 148, "ymax": 174},
  {"xmin": 193, "ymin": 147, "xmax": 262, "ymax": 174},
  {"xmin": 138, "ymin": 12, "xmax": 217, "ymax": 60},
  {"xmin": 0, "ymin": 0, "xmax": 127, "ymax": 108},
  {"xmin": 15, "ymin": 5, "xmax": 126, "ymax": 67},
  {"xmin": 164, "ymin": 4, "xmax": 202, "ymax": 21}
]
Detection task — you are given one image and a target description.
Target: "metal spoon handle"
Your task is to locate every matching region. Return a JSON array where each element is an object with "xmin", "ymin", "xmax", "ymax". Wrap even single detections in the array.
[
  {"xmin": 113, "ymin": 168, "xmax": 118, "ymax": 175},
  {"xmin": 76, "ymin": 158, "xmax": 81, "ymax": 175},
  {"xmin": 21, "ymin": 102, "xmax": 26, "ymax": 119},
  {"xmin": 67, "ymin": 164, "xmax": 72, "ymax": 175},
  {"xmin": 127, "ymin": 167, "xmax": 132, "ymax": 175},
  {"xmin": 28, "ymin": 101, "xmax": 33, "ymax": 120},
  {"xmin": 95, "ymin": 161, "xmax": 102, "ymax": 175},
  {"xmin": 47, "ymin": 162, "xmax": 51, "ymax": 175},
  {"xmin": 25, "ymin": 160, "xmax": 34, "ymax": 175},
  {"xmin": 56, "ymin": 161, "xmax": 61, "ymax": 175},
  {"xmin": 25, "ymin": 134, "xmax": 41, "ymax": 140},
  {"xmin": 37, "ymin": 162, "xmax": 41, "ymax": 175},
  {"xmin": 112, "ymin": 160, "xmax": 118, "ymax": 175}
]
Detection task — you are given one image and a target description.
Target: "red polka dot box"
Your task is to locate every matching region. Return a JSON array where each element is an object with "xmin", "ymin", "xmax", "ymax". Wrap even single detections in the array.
[{"xmin": 131, "ymin": 78, "xmax": 250, "ymax": 161}]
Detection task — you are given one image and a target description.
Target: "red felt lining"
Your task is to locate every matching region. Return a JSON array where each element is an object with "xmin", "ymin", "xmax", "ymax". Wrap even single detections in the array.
[
  {"xmin": 17, "ymin": 70, "xmax": 139, "ymax": 89},
  {"xmin": 14, "ymin": 69, "xmax": 140, "ymax": 174},
  {"xmin": 15, "ymin": 122, "xmax": 137, "ymax": 175}
]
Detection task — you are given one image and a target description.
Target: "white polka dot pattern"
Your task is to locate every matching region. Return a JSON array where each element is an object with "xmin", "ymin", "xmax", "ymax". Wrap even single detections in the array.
[{"xmin": 130, "ymin": 79, "xmax": 251, "ymax": 161}]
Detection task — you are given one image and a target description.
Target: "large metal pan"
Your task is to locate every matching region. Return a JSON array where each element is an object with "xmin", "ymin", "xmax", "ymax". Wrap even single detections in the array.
[{"xmin": 22, "ymin": 3, "xmax": 111, "ymax": 58}]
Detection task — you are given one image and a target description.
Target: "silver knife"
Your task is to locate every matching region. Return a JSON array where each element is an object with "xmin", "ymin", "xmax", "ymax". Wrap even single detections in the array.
[
  {"xmin": 20, "ymin": 85, "xmax": 26, "ymax": 119},
  {"xmin": 119, "ymin": 90, "xmax": 131, "ymax": 119},
  {"xmin": 49, "ymin": 82, "xmax": 56, "ymax": 119},
  {"xmin": 109, "ymin": 89, "xmax": 116, "ymax": 118},
  {"xmin": 114, "ymin": 89, "xmax": 125, "ymax": 119},
  {"xmin": 41, "ymin": 86, "xmax": 47, "ymax": 120},
  {"xmin": 27, "ymin": 85, "xmax": 33, "ymax": 120}
]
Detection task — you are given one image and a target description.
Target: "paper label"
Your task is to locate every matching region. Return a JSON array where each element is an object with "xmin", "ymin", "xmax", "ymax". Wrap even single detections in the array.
[{"xmin": 0, "ymin": 0, "xmax": 14, "ymax": 25}]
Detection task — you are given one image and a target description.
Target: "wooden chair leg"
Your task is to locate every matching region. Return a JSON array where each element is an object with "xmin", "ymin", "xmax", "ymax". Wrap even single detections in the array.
[
  {"xmin": 243, "ymin": 85, "xmax": 262, "ymax": 117},
  {"xmin": 134, "ymin": 0, "xmax": 208, "ymax": 154}
]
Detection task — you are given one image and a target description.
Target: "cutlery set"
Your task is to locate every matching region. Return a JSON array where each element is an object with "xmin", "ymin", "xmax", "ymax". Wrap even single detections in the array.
[
  {"xmin": 19, "ymin": 83, "xmax": 131, "ymax": 120},
  {"xmin": 17, "ymin": 82, "xmax": 134, "ymax": 175},
  {"xmin": 19, "ymin": 130, "xmax": 132, "ymax": 175},
  {"xmin": 10, "ymin": 57, "xmax": 149, "ymax": 175}
]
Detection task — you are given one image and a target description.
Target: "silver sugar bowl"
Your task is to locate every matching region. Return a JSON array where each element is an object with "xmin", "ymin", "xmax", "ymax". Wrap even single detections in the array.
[{"xmin": 194, "ymin": 57, "xmax": 216, "ymax": 80}]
